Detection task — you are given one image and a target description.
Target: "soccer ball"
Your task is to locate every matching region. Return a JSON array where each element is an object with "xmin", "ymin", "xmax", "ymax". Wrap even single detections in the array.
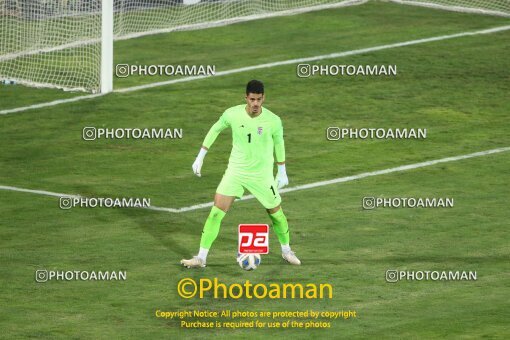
[{"xmin": 238, "ymin": 253, "xmax": 261, "ymax": 271}]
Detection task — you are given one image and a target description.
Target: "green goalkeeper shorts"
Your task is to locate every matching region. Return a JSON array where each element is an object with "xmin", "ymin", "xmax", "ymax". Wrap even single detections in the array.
[{"xmin": 216, "ymin": 170, "xmax": 281, "ymax": 209}]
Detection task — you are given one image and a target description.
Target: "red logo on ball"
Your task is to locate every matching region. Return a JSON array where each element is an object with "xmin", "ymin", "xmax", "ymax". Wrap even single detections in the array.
[{"xmin": 238, "ymin": 224, "xmax": 269, "ymax": 254}]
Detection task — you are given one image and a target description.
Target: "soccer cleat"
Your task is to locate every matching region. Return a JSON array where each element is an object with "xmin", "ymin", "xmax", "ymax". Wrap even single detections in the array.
[
  {"xmin": 180, "ymin": 256, "xmax": 206, "ymax": 268},
  {"xmin": 282, "ymin": 251, "xmax": 301, "ymax": 265}
]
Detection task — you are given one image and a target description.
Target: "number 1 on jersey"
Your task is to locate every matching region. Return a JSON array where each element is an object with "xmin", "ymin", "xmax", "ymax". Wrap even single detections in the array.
[{"xmin": 247, "ymin": 133, "xmax": 251, "ymax": 143}]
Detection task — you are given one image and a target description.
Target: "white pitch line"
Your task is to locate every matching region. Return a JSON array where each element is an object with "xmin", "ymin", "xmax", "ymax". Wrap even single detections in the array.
[
  {"xmin": 0, "ymin": 93, "xmax": 105, "ymax": 115},
  {"xmin": 0, "ymin": 185, "xmax": 182, "ymax": 213},
  {"xmin": 2, "ymin": 24, "xmax": 510, "ymax": 115},
  {"xmin": 278, "ymin": 146, "xmax": 510, "ymax": 194},
  {"xmin": 1, "ymin": 146, "xmax": 509, "ymax": 213},
  {"xmin": 0, "ymin": 185, "xmax": 81, "ymax": 199}
]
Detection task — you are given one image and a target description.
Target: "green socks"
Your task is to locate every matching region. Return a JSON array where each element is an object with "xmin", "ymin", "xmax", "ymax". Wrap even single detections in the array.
[
  {"xmin": 199, "ymin": 206, "xmax": 226, "ymax": 249},
  {"xmin": 269, "ymin": 208, "xmax": 290, "ymax": 246},
  {"xmin": 199, "ymin": 206, "xmax": 290, "ymax": 252}
]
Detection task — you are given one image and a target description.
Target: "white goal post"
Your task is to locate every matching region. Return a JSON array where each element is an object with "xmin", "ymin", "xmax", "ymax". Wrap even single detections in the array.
[{"xmin": 0, "ymin": 0, "xmax": 508, "ymax": 94}]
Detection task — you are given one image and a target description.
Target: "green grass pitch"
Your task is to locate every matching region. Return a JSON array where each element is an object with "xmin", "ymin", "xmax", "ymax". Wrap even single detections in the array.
[{"xmin": 1, "ymin": 2, "xmax": 509, "ymax": 338}]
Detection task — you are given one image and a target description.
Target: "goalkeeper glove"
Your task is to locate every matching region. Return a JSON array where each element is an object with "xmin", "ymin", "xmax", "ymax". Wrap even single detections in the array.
[
  {"xmin": 192, "ymin": 148, "xmax": 207, "ymax": 177},
  {"xmin": 276, "ymin": 164, "xmax": 289, "ymax": 189}
]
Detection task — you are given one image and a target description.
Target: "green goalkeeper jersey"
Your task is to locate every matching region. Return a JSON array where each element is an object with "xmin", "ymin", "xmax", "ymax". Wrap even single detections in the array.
[{"xmin": 202, "ymin": 104, "xmax": 285, "ymax": 176}]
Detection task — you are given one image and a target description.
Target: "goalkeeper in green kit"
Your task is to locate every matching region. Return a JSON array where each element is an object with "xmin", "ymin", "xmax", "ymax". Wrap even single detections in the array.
[{"xmin": 181, "ymin": 80, "xmax": 301, "ymax": 268}]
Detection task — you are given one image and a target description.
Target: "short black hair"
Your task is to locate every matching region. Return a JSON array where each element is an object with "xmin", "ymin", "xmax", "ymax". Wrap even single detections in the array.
[{"xmin": 246, "ymin": 80, "xmax": 264, "ymax": 95}]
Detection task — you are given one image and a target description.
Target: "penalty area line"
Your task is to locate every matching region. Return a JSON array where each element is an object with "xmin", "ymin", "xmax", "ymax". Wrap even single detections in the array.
[
  {"xmin": 1, "ymin": 146, "xmax": 509, "ymax": 213},
  {"xmin": 1, "ymin": 24, "xmax": 510, "ymax": 115}
]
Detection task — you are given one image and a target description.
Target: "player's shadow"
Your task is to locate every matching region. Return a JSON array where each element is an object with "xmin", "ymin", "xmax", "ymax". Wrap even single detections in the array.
[
  {"xmin": 70, "ymin": 184, "xmax": 198, "ymax": 261},
  {"xmin": 113, "ymin": 198, "xmax": 245, "ymax": 276},
  {"xmin": 117, "ymin": 204, "xmax": 202, "ymax": 259},
  {"xmin": 70, "ymin": 184, "xmax": 287, "ymax": 276}
]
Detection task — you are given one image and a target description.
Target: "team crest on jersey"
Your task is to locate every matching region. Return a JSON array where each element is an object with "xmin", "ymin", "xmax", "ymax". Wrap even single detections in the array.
[{"xmin": 257, "ymin": 127, "xmax": 263, "ymax": 135}]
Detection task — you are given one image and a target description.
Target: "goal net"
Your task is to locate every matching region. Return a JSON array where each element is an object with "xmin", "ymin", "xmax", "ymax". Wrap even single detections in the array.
[
  {"xmin": 0, "ymin": 0, "xmax": 365, "ymax": 93},
  {"xmin": 0, "ymin": 1, "xmax": 102, "ymax": 92},
  {"xmin": 0, "ymin": 0, "xmax": 508, "ymax": 93},
  {"xmin": 388, "ymin": 0, "xmax": 510, "ymax": 17}
]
